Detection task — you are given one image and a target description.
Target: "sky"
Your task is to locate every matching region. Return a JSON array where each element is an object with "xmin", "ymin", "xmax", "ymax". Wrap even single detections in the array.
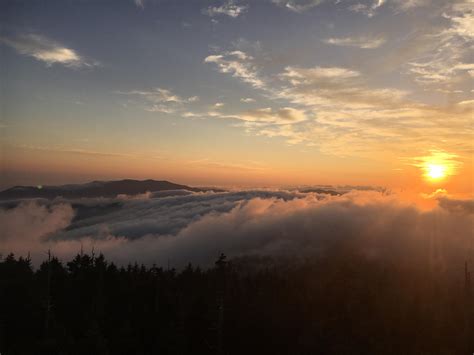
[{"xmin": 1, "ymin": 0, "xmax": 473, "ymax": 195}]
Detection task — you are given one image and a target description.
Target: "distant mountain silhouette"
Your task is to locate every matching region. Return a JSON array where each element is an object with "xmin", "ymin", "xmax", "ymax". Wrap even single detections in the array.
[
  {"xmin": 0, "ymin": 179, "xmax": 221, "ymax": 200},
  {"xmin": 299, "ymin": 188, "xmax": 341, "ymax": 196}
]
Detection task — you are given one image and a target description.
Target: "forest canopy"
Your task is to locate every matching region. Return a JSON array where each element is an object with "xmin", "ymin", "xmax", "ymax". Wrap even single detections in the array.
[{"xmin": 1, "ymin": 249, "xmax": 473, "ymax": 355}]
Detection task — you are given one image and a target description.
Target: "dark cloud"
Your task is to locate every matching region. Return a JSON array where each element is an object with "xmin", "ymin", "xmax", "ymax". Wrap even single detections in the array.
[{"xmin": 438, "ymin": 196, "xmax": 474, "ymax": 214}]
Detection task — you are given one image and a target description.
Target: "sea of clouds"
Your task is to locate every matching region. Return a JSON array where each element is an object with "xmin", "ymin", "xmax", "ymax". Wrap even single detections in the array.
[{"xmin": 1, "ymin": 189, "xmax": 473, "ymax": 269}]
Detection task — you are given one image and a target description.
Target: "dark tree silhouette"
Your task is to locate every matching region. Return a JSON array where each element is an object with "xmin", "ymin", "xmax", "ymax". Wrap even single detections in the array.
[{"xmin": 0, "ymin": 251, "xmax": 473, "ymax": 355}]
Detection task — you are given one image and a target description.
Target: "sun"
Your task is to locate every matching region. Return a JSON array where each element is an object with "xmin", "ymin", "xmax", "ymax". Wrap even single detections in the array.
[
  {"xmin": 411, "ymin": 149, "xmax": 460, "ymax": 183},
  {"xmin": 426, "ymin": 164, "xmax": 446, "ymax": 180}
]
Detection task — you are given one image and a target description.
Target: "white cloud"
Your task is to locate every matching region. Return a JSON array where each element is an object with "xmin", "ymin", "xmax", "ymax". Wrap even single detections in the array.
[
  {"xmin": 323, "ymin": 36, "xmax": 386, "ymax": 49},
  {"xmin": 0, "ymin": 33, "xmax": 98, "ymax": 68},
  {"xmin": 457, "ymin": 99, "xmax": 474, "ymax": 106},
  {"xmin": 119, "ymin": 88, "xmax": 198, "ymax": 114},
  {"xmin": 204, "ymin": 38, "xmax": 472, "ymax": 157},
  {"xmin": 391, "ymin": 0, "xmax": 429, "ymax": 11},
  {"xmin": 348, "ymin": 0, "xmax": 386, "ymax": 17},
  {"xmin": 0, "ymin": 201, "xmax": 75, "ymax": 258},
  {"xmin": 181, "ymin": 112, "xmax": 201, "ymax": 118},
  {"xmin": 408, "ymin": 62, "xmax": 474, "ymax": 85},
  {"xmin": 237, "ymin": 107, "xmax": 308, "ymax": 124},
  {"xmin": 271, "ymin": 0, "xmax": 324, "ymax": 12},
  {"xmin": 406, "ymin": 1, "xmax": 473, "ymax": 86},
  {"xmin": 278, "ymin": 65, "xmax": 408, "ymax": 111},
  {"xmin": 122, "ymin": 88, "xmax": 195, "ymax": 104},
  {"xmin": 204, "ymin": 50, "xmax": 265, "ymax": 88},
  {"xmin": 241, "ymin": 97, "xmax": 256, "ymax": 103},
  {"xmin": 146, "ymin": 105, "xmax": 178, "ymax": 114},
  {"xmin": 280, "ymin": 66, "xmax": 361, "ymax": 84},
  {"xmin": 270, "ymin": 64, "xmax": 472, "ymax": 155},
  {"xmin": 204, "ymin": 1, "xmax": 248, "ymax": 18}
]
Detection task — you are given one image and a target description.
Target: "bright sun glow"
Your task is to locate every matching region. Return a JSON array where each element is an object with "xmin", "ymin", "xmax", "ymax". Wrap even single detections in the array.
[
  {"xmin": 426, "ymin": 164, "xmax": 446, "ymax": 180},
  {"xmin": 411, "ymin": 149, "xmax": 461, "ymax": 183}
]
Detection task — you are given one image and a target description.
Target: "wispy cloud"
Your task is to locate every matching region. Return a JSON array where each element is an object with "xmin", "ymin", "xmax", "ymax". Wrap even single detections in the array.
[
  {"xmin": 405, "ymin": 1, "xmax": 474, "ymax": 87},
  {"xmin": 278, "ymin": 65, "xmax": 406, "ymax": 109},
  {"xmin": 212, "ymin": 102, "xmax": 225, "ymax": 109},
  {"xmin": 204, "ymin": 36, "xmax": 472, "ymax": 157},
  {"xmin": 133, "ymin": 0, "xmax": 145, "ymax": 9},
  {"xmin": 271, "ymin": 0, "xmax": 324, "ymax": 12},
  {"xmin": 274, "ymin": 64, "xmax": 473, "ymax": 155},
  {"xmin": 281, "ymin": 66, "xmax": 361, "ymax": 83},
  {"xmin": 323, "ymin": 36, "xmax": 386, "ymax": 49},
  {"xmin": 187, "ymin": 158, "xmax": 266, "ymax": 172},
  {"xmin": 11, "ymin": 144, "xmax": 136, "ymax": 159},
  {"xmin": 204, "ymin": 50, "xmax": 265, "ymax": 88},
  {"xmin": 0, "ymin": 33, "xmax": 98, "ymax": 68},
  {"xmin": 457, "ymin": 99, "xmax": 474, "ymax": 106},
  {"xmin": 390, "ymin": 0, "xmax": 429, "ymax": 11},
  {"xmin": 119, "ymin": 88, "xmax": 198, "ymax": 114},
  {"xmin": 203, "ymin": 1, "xmax": 248, "ymax": 18},
  {"xmin": 236, "ymin": 107, "xmax": 308, "ymax": 124},
  {"xmin": 272, "ymin": 0, "xmax": 426, "ymax": 14},
  {"xmin": 200, "ymin": 3, "xmax": 474, "ymax": 160},
  {"xmin": 348, "ymin": 0, "xmax": 386, "ymax": 17}
]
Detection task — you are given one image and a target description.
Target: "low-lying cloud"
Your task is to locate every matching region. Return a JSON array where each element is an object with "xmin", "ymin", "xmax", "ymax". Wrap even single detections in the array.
[{"xmin": 1, "ymin": 190, "xmax": 472, "ymax": 269}]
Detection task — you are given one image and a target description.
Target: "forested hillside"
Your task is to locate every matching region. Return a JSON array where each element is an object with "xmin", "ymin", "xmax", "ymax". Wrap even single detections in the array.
[{"xmin": 1, "ymin": 251, "xmax": 473, "ymax": 355}]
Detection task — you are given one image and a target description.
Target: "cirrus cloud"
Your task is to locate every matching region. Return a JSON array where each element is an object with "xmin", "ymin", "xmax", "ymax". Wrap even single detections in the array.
[
  {"xmin": 0, "ymin": 33, "xmax": 99, "ymax": 68},
  {"xmin": 237, "ymin": 107, "xmax": 308, "ymax": 124},
  {"xmin": 118, "ymin": 88, "xmax": 199, "ymax": 114},
  {"xmin": 323, "ymin": 36, "xmax": 386, "ymax": 49},
  {"xmin": 204, "ymin": 50, "xmax": 265, "ymax": 88},
  {"xmin": 271, "ymin": 0, "xmax": 324, "ymax": 12}
]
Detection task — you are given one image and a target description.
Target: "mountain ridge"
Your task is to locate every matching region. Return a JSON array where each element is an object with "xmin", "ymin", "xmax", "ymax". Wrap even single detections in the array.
[{"xmin": 0, "ymin": 179, "xmax": 222, "ymax": 200}]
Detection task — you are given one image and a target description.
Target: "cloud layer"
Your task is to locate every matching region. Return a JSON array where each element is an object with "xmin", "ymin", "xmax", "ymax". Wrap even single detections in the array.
[{"xmin": 1, "ymin": 190, "xmax": 472, "ymax": 269}]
